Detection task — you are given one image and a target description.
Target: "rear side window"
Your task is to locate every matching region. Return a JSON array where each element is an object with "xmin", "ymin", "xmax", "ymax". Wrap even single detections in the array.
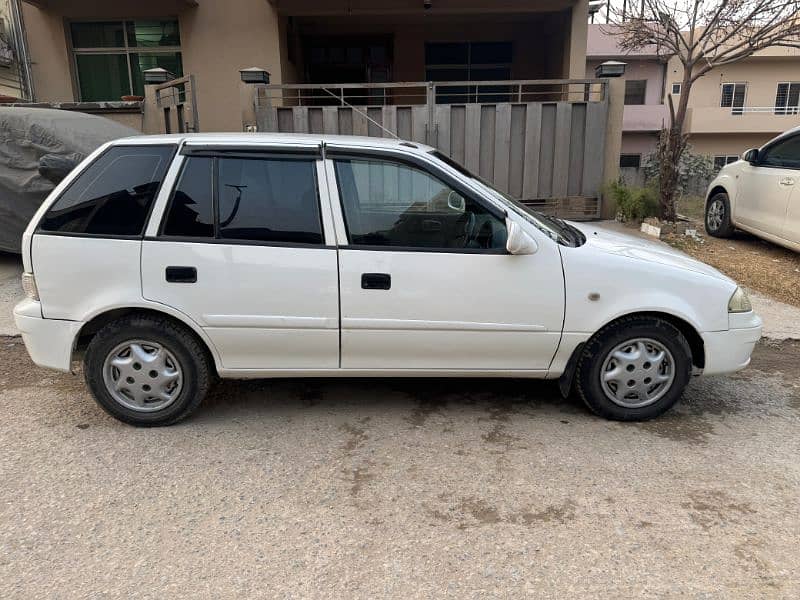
[
  {"xmin": 217, "ymin": 157, "xmax": 322, "ymax": 244},
  {"xmin": 39, "ymin": 145, "xmax": 174, "ymax": 236},
  {"xmin": 162, "ymin": 157, "xmax": 214, "ymax": 237},
  {"xmin": 161, "ymin": 154, "xmax": 323, "ymax": 245}
]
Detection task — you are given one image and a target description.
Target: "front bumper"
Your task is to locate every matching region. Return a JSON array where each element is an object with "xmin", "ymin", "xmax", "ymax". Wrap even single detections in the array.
[
  {"xmin": 701, "ymin": 312, "xmax": 763, "ymax": 376},
  {"xmin": 13, "ymin": 299, "xmax": 82, "ymax": 373}
]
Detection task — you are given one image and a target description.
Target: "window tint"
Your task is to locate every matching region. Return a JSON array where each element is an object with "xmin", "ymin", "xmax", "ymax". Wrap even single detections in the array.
[
  {"xmin": 217, "ymin": 157, "xmax": 322, "ymax": 244},
  {"xmin": 162, "ymin": 157, "xmax": 214, "ymax": 237},
  {"xmin": 39, "ymin": 145, "xmax": 174, "ymax": 236},
  {"xmin": 760, "ymin": 136, "xmax": 800, "ymax": 169},
  {"xmin": 334, "ymin": 157, "xmax": 507, "ymax": 250}
]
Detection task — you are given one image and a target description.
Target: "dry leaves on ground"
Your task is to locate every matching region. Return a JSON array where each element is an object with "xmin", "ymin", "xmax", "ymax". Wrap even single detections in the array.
[{"xmin": 664, "ymin": 229, "xmax": 800, "ymax": 308}]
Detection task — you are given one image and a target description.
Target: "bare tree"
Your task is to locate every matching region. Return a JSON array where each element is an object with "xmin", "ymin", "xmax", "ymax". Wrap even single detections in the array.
[{"xmin": 605, "ymin": 1, "xmax": 800, "ymax": 221}]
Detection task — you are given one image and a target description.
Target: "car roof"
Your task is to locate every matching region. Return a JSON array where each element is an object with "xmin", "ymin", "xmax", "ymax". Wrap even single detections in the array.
[{"xmin": 113, "ymin": 132, "xmax": 436, "ymax": 154}]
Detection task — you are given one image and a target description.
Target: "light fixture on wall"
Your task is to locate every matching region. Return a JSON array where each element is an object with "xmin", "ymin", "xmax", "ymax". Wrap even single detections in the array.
[
  {"xmin": 424, "ymin": 0, "xmax": 432, "ymax": 9},
  {"xmin": 239, "ymin": 67, "xmax": 271, "ymax": 85},
  {"xmin": 142, "ymin": 67, "xmax": 175, "ymax": 85},
  {"xmin": 595, "ymin": 60, "xmax": 627, "ymax": 78}
]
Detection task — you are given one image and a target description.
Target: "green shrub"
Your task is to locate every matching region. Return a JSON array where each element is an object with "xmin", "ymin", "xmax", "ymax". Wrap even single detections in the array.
[{"xmin": 605, "ymin": 180, "xmax": 659, "ymax": 222}]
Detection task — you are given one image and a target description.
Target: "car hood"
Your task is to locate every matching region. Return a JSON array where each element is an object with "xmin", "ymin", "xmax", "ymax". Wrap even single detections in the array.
[{"xmin": 569, "ymin": 222, "xmax": 734, "ymax": 284}]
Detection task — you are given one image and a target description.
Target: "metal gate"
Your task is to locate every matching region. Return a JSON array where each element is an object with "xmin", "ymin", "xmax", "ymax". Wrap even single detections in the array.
[{"xmin": 253, "ymin": 80, "xmax": 609, "ymax": 218}]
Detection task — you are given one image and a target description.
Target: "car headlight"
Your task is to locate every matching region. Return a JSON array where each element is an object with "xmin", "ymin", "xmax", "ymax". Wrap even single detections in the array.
[
  {"xmin": 728, "ymin": 286, "xmax": 752, "ymax": 313},
  {"xmin": 21, "ymin": 272, "xmax": 39, "ymax": 301}
]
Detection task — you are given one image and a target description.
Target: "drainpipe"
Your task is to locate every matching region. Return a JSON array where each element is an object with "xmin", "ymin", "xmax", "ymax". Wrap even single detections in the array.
[{"xmin": 8, "ymin": 0, "xmax": 35, "ymax": 101}]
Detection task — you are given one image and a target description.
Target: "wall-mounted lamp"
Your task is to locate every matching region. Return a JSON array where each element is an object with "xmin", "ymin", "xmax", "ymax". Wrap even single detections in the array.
[
  {"xmin": 143, "ymin": 67, "xmax": 175, "ymax": 85},
  {"xmin": 424, "ymin": 0, "xmax": 432, "ymax": 9},
  {"xmin": 595, "ymin": 60, "xmax": 627, "ymax": 78},
  {"xmin": 239, "ymin": 67, "xmax": 271, "ymax": 85}
]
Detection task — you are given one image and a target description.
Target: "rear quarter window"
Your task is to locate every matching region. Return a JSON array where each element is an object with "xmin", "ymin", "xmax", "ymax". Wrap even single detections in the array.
[{"xmin": 39, "ymin": 144, "xmax": 176, "ymax": 236}]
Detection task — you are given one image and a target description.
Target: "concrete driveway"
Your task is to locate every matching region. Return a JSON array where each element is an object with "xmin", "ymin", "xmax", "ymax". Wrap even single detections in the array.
[
  {"xmin": 2, "ymin": 249, "xmax": 800, "ymax": 597},
  {"xmin": 2, "ymin": 340, "xmax": 800, "ymax": 597}
]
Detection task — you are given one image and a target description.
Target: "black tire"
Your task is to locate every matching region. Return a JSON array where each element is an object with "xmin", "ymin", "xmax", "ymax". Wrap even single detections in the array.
[
  {"xmin": 84, "ymin": 314, "xmax": 213, "ymax": 426},
  {"xmin": 575, "ymin": 316, "xmax": 692, "ymax": 421},
  {"xmin": 705, "ymin": 191, "xmax": 735, "ymax": 237}
]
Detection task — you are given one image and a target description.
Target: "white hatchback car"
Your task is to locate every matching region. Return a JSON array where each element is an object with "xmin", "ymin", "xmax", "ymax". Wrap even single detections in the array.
[
  {"xmin": 15, "ymin": 134, "xmax": 761, "ymax": 426},
  {"xmin": 705, "ymin": 126, "xmax": 800, "ymax": 251}
]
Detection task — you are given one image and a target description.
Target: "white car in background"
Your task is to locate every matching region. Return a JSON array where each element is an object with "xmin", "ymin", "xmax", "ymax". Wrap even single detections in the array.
[
  {"xmin": 705, "ymin": 126, "xmax": 800, "ymax": 251},
  {"xmin": 14, "ymin": 134, "xmax": 761, "ymax": 426}
]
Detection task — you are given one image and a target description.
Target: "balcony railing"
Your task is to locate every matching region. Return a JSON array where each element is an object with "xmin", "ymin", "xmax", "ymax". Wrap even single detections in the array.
[
  {"xmin": 254, "ymin": 79, "xmax": 607, "ymax": 108},
  {"xmin": 686, "ymin": 106, "xmax": 800, "ymax": 134}
]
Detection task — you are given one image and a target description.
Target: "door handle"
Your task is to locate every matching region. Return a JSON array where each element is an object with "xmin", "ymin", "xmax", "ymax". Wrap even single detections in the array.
[
  {"xmin": 361, "ymin": 273, "xmax": 391, "ymax": 290},
  {"xmin": 165, "ymin": 266, "xmax": 197, "ymax": 283},
  {"xmin": 780, "ymin": 177, "xmax": 795, "ymax": 186}
]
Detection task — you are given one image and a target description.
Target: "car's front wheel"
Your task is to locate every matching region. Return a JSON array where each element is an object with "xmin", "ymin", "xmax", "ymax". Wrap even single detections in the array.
[
  {"xmin": 575, "ymin": 316, "xmax": 692, "ymax": 421},
  {"xmin": 705, "ymin": 191, "xmax": 735, "ymax": 237},
  {"xmin": 84, "ymin": 314, "xmax": 213, "ymax": 426}
]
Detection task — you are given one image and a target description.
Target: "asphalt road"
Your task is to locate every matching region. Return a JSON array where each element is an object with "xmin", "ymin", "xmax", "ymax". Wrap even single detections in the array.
[{"xmin": 1, "ymin": 336, "xmax": 799, "ymax": 598}]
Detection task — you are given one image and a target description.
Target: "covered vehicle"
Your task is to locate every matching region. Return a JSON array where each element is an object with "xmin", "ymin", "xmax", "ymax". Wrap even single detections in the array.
[{"xmin": 0, "ymin": 107, "xmax": 138, "ymax": 253}]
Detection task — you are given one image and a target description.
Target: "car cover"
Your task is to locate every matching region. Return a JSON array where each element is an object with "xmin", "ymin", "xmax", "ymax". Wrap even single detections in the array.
[{"xmin": 0, "ymin": 107, "xmax": 139, "ymax": 253}]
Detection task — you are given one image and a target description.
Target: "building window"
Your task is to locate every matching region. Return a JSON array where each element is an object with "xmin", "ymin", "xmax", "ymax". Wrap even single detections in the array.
[
  {"xmin": 619, "ymin": 154, "xmax": 642, "ymax": 169},
  {"xmin": 70, "ymin": 20, "xmax": 183, "ymax": 102},
  {"xmin": 671, "ymin": 83, "xmax": 681, "ymax": 95},
  {"xmin": 774, "ymin": 83, "xmax": 800, "ymax": 115},
  {"xmin": 713, "ymin": 155, "xmax": 739, "ymax": 171},
  {"xmin": 720, "ymin": 82, "xmax": 746, "ymax": 115},
  {"xmin": 624, "ymin": 80, "xmax": 647, "ymax": 105},
  {"xmin": 425, "ymin": 42, "xmax": 513, "ymax": 103}
]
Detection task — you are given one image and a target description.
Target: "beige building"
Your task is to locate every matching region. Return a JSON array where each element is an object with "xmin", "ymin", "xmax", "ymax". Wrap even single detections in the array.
[
  {"xmin": 18, "ymin": 0, "xmax": 589, "ymax": 133},
  {"xmin": 587, "ymin": 24, "xmax": 800, "ymax": 171},
  {"xmin": 671, "ymin": 46, "xmax": 800, "ymax": 167}
]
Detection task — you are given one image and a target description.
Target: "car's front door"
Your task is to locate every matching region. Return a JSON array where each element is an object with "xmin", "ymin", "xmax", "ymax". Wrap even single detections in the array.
[
  {"xmin": 736, "ymin": 135, "xmax": 800, "ymax": 236},
  {"xmin": 142, "ymin": 147, "xmax": 339, "ymax": 371},
  {"xmin": 326, "ymin": 150, "xmax": 565, "ymax": 372}
]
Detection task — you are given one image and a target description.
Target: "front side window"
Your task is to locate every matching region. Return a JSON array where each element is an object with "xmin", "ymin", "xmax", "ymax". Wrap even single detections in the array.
[
  {"xmin": 720, "ymin": 82, "xmax": 746, "ymax": 115},
  {"xmin": 334, "ymin": 157, "xmax": 507, "ymax": 251},
  {"xmin": 759, "ymin": 136, "xmax": 800, "ymax": 169},
  {"xmin": 39, "ymin": 145, "xmax": 174, "ymax": 235},
  {"xmin": 70, "ymin": 20, "xmax": 183, "ymax": 101}
]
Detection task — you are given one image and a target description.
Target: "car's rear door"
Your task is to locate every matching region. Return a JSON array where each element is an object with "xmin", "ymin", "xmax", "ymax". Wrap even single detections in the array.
[
  {"xmin": 325, "ymin": 147, "xmax": 564, "ymax": 372},
  {"xmin": 142, "ymin": 144, "xmax": 340, "ymax": 372}
]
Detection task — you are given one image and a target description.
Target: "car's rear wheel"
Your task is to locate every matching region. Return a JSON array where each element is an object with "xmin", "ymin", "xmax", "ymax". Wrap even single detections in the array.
[
  {"xmin": 84, "ymin": 314, "xmax": 212, "ymax": 426},
  {"xmin": 575, "ymin": 316, "xmax": 692, "ymax": 421},
  {"xmin": 705, "ymin": 192, "xmax": 735, "ymax": 237}
]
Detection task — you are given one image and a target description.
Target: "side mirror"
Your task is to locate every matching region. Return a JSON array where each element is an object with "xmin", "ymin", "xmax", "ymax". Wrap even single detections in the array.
[
  {"xmin": 506, "ymin": 219, "xmax": 538, "ymax": 255},
  {"xmin": 743, "ymin": 148, "xmax": 759, "ymax": 164}
]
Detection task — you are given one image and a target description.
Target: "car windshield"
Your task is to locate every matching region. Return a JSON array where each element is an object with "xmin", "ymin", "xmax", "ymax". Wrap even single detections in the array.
[{"xmin": 428, "ymin": 150, "xmax": 585, "ymax": 247}]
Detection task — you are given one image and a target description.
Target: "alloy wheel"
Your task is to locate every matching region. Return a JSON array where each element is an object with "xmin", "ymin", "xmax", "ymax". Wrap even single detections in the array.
[{"xmin": 707, "ymin": 199, "xmax": 725, "ymax": 231}]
